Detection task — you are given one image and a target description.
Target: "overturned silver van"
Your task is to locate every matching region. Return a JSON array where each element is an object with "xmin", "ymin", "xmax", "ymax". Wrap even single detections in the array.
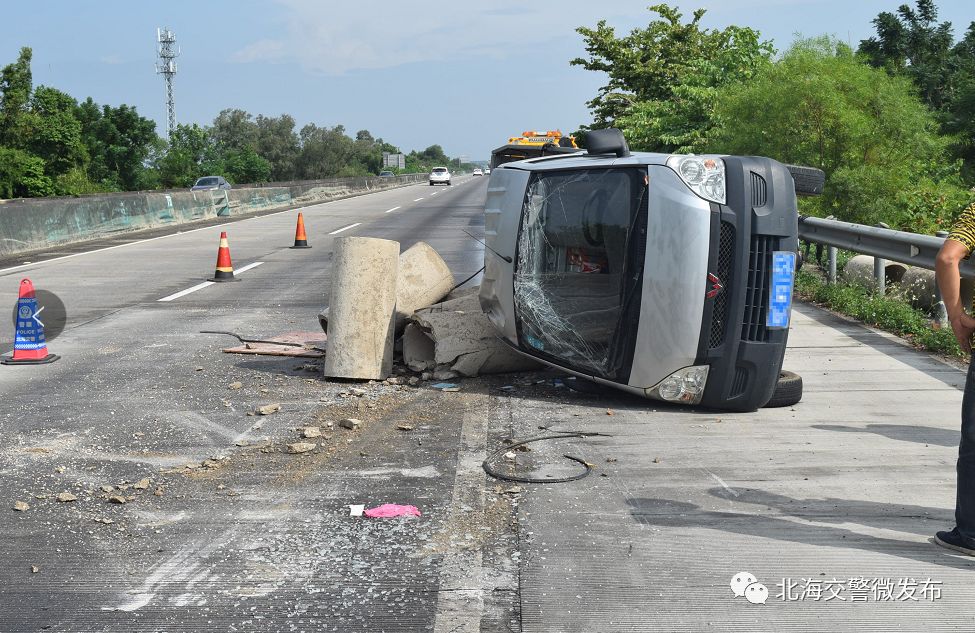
[{"xmin": 479, "ymin": 129, "xmax": 820, "ymax": 412}]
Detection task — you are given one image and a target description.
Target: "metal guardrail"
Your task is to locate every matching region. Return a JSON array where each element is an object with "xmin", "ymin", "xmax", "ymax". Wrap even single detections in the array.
[
  {"xmin": 797, "ymin": 215, "xmax": 975, "ymax": 325},
  {"xmin": 798, "ymin": 215, "xmax": 975, "ymax": 278}
]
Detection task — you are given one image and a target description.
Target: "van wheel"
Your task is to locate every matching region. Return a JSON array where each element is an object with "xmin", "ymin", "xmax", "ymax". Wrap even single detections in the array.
[
  {"xmin": 764, "ymin": 370, "xmax": 802, "ymax": 408},
  {"xmin": 785, "ymin": 165, "xmax": 825, "ymax": 197}
]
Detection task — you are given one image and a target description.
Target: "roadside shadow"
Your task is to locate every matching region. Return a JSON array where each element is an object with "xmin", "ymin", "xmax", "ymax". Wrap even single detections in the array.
[
  {"xmin": 704, "ymin": 486, "xmax": 950, "ymax": 537},
  {"xmin": 627, "ymin": 495, "xmax": 974, "ymax": 571},
  {"xmin": 812, "ymin": 423, "xmax": 958, "ymax": 448}
]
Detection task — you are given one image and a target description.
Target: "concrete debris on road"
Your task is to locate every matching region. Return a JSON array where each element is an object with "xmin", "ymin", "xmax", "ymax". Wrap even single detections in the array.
[
  {"xmin": 338, "ymin": 418, "xmax": 362, "ymax": 430},
  {"xmin": 403, "ymin": 290, "xmax": 542, "ymax": 378},
  {"xmin": 100, "ymin": 485, "xmax": 114, "ymax": 493},
  {"xmin": 301, "ymin": 426, "xmax": 322, "ymax": 438},
  {"xmin": 221, "ymin": 331, "xmax": 326, "ymax": 358},
  {"xmin": 397, "ymin": 424, "xmax": 415, "ymax": 431},
  {"xmin": 287, "ymin": 442, "xmax": 317, "ymax": 454},
  {"xmin": 133, "ymin": 478, "xmax": 150, "ymax": 490},
  {"xmin": 93, "ymin": 517, "xmax": 114, "ymax": 524},
  {"xmin": 56, "ymin": 492, "xmax": 77, "ymax": 502},
  {"xmin": 257, "ymin": 403, "xmax": 281, "ymax": 415},
  {"xmin": 30, "ymin": 566, "xmax": 39, "ymax": 573},
  {"xmin": 323, "ymin": 237, "xmax": 399, "ymax": 381},
  {"xmin": 107, "ymin": 495, "xmax": 126, "ymax": 504},
  {"xmin": 12, "ymin": 501, "xmax": 29, "ymax": 511},
  {"xmin": 319, "ymin": 240, "xmax": 454, "ymax": 335},
  {"xmin": 228, "ymin": 381, "xmax": 243, "ymax": 390}
]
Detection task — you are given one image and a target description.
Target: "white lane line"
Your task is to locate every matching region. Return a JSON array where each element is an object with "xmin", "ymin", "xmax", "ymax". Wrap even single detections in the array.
[
  {"xmin": 705, "ymin": 469, "xmax": 739, "ymax": 497},
  {"xmin": 158, "ymin": 281, "xmax": 214, "ymax": 302},
  {"xmin": 234, "ymin": 261, "xmax": 264, "ymax": 275},
  {"xmin": 432, "ymin": 398, "xmax": 488, "ymax": 632},
  {"xmin": 329, "ymin": 223, "xmax": 360, "ymax": 235},
  {"xmin": 157, "ymin": 261, "xmax": 264, "ymax": 302},
  {"xmin": 413, "ymin": 197, "xmax": 425, "ymax": 202},
  {"xmin": 384, "ymin": 206, "xmax": 401, "ymax": 214}
]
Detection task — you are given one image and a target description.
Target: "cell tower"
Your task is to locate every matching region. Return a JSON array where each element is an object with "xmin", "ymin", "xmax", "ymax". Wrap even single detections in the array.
[{"xmin": 155, "ymin": 27, "xmax": 180, "ymax": 137}]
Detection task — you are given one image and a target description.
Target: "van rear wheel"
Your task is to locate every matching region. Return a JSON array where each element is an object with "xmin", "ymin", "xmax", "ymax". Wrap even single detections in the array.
[{"xmin": 764, "ymin": 370, "xmax": 802, "ymax": 408}]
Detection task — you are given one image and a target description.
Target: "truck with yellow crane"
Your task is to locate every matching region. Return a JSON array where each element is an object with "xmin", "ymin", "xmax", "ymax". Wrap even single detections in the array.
[{"xmin": 489, "ymin": 129, "xmax": 581, "ymax": 169}]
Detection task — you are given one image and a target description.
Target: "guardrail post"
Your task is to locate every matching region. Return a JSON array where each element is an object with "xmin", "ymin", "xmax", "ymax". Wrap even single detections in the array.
[
  {"xmin": 828, "ymin": 247, "xmax": 837, "ymax": 285},
  {"xmin": 934, "ymin": 230, "xmax": 950, "ymax": 326},
  {"xmin": 873, "ymin": 223, "xmax": 890, "ymax": 294}
]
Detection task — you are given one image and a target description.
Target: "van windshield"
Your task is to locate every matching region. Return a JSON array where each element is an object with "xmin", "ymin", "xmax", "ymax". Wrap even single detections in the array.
[{"xmin": 514, "ymin": 167, "xmax": 647, "ymax": 379}]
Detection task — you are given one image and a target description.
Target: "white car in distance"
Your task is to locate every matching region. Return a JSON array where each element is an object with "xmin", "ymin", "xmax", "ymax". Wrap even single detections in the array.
[{"xmin": 429, "ymin": 167, "xmax": 451, "ymax": 186}]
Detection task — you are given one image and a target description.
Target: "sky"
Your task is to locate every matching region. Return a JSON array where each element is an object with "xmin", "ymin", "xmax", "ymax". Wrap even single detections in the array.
[{"xmin": 0, "ymin": 1, "xmax": 972, "ymax": 162}]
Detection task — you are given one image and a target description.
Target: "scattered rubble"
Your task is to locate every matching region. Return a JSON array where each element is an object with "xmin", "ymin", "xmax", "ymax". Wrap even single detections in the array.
[
  {"xmin": 12, "ymin": 501, "xmax": 29, "ymax": 512},
  {"xmin": 397, "ymin": 424, "xmax": 415, "ymax": 431},
  {"xmin": 338, "ymin": 418, "xmax": 362, "ymax": 430},
  {"xmin": 108, "ymin": 495, "xmax": 126, "ymax": 504},
  {"xmin": 56, "ymin": 492, "xmax": 77, "ymax": 502},
  {"xmin": 301, "ymin": 426, "xmax": 322, "ymax": 438},
  {"xmin": 287, "ymin": 442, "xmax": 317, "ymax": 454},
  {"xmin": 133, "ymin": 478, "xmax": 151, "ymax": 490},
  {"xmin": 228, "ymin": 381, "xmax": 243, "ymax": 390},
  {"xmin": 30, "ymin": 566, "xmax": 39, "ymax": 573},
  {"xmin": 100, "ymin": 485, "xmax": 114, "ymax": 493},
  {"xmin": 257, "ymin": 403, "xmax": 281, "ymax": 415}
]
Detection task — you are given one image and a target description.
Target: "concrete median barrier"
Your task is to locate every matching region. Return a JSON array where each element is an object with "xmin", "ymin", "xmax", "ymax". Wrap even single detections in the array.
[{"xmin": 0, "ymin": 175, "xmax": 424, "ymax": 257}]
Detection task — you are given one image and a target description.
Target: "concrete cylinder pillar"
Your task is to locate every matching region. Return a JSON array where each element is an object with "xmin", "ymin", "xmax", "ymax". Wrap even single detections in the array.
[
  {"xmin": 323, "ymin": 237, "xmax": 399, "ymax": 380},
  {"xmin": 395, "ymin": 241, "xmax": 455, "ymax": 331}
]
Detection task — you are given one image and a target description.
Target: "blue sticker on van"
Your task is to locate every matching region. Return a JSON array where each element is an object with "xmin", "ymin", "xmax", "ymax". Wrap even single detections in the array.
[{"xmin": 767, "ymin": 251, "xmax": 796, "ymax": 329}]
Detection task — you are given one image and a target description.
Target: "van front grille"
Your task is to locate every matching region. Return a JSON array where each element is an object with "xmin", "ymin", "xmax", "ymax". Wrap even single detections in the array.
[
  {"xmin": 708, "ymin": 221, "xmax": 735, "ymax": 349},
  {"xmin": 751, "ymin": 172, "xmax": 767, "ymax": 207},
  {"xmin": 742, "ymin": 234, "xmax": 774, "ymax": 342}
]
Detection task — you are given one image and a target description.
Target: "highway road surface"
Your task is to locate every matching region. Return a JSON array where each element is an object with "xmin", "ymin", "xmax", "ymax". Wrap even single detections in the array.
[{"xmin": 2, "ymin": 175, "xmax": 974, "ymax": 632}]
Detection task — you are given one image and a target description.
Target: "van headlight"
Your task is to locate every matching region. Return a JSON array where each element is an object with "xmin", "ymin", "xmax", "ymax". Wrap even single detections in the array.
[
  {"xmin": 650, "ymin": 365, "xmax": 710, "ymax": 404},
  {"xmin": 667, "ymin": 156, "xmax": 726, "ymax": 204}
]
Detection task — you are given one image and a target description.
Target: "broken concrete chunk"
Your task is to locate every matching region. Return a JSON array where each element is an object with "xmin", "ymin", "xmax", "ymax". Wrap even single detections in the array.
[
  {"xmin": 349, "ymin": 387, "xmax": 367, "ymax": 397},
  {"xmin": 100, "ymin": 485, "xmax": 115, "ymax": 493},
  {"xmin": 397, "ymin": 424, "xmax": 415, "ymax": 431},
  {"xmin": 287, "ymin": 442, "xmax": 316, "ymax": 454},
  {"xmin": 404, "ymin": 290, "xmax": 543, "ymax": 377},
  {"xmin": 31, "ymin": 565, "xmax": 40, "ymax": 573},
  {"xmin": 228, "ymin": 381, "xmax": 243, "ymax": 390},
  {"xmin": 56, "ymin": 492, "xmax": 77, "ymax": 502},
  {"xmin": 94, "ymin": 517, "xmax": 114, "ymax": 524},
  {"xmin": 338, "ymin": 418, "xmax": 362, "ymax": 430},
  {"xmin": 320, "ymin": 241, "xmax": 454, "ymax": 336},
  {"xmin": 322, "ymin": 237, "xmax": 399, "ymax": 381},
  {"xmin": 301, "ymin": 426, "xmax": 322, "ymax": 439},
  {"xmin": 257, "ymin": 403, "xmax": 281, "ymax": 415},
  {"xmin": 133, "ymin": 478, "xmax": 151, "ymax": 490},
  {"xmin": 108, "ymin": 495, "xmax": 127, "ymax": 504},
  {"xmin": 13, "ymin": 501, "xmax": 29, "ymax": 511}
]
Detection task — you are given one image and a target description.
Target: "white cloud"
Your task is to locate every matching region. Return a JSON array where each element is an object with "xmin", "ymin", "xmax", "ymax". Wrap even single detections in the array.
[{"xmin": 230, "ymin": 0, "xmax": 649, "ymax": 74}]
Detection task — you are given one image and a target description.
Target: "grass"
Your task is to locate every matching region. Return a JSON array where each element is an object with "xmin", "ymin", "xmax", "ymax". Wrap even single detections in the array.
[{"xmin": 794, "ymin": 264, "xmax": 966, "ymax": 359}]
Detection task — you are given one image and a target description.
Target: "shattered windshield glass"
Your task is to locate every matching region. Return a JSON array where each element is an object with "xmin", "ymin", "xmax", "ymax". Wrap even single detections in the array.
[{"xmin": 514, "ymin": 167, "xmax": 647, "ymax": 379}]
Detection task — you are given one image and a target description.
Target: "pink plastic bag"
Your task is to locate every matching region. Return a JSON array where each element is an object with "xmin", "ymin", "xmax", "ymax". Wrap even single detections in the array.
[{"xmin": 363, "ymin": 503, "xmax": 422, "ymax": 518}]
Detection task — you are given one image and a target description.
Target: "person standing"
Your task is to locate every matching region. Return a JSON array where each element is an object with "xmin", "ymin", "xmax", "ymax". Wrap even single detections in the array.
[{"xmin": 935, "ymin": 202, "xmax": 975, "ymax": 554}]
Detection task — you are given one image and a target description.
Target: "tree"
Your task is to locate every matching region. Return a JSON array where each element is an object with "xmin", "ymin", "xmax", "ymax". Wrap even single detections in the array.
[
  {"xmin": 0, "ymin": 147, "xmax": 51, "ymax": 198},
  {"xmin": 211, "ymin": 108, "xmax": 258, "ymax": 152},
  {"xmin": 157, "ymin": 123, "xmax": 219, "ymax": 187},
  {"xmin": 572, "ymin": 4, "xmax": 773, "ymax": 151},
  {"xmin": 707, "ymin": 37, "xmax": 970, "ymax": 231},
  {"xmin": 255, "ymin": 114, "xmax": 300, "ymax": 181},
  {"xmin": 0, "ymin": 47, "xmax": 32, "ymax": 147},
  {"xmin": 25, "ymin": 86, "xmax": 88, "ymax": 179},
  {"xmin": 77, "ymin": 98, "xmax": 159, "ymax": 190},
  {"xmin": 859, "ymin": 0, "xmax": 956, "ymax": 110}
]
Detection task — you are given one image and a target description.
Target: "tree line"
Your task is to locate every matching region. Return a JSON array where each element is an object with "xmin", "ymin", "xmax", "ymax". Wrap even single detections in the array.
[
  {"xmin": 0, "ymin": 47, "xmax": 469, "ymax": 199},
  {"xmin": 573, "ymin": 0, "xmax": 975, "ymax": 232}
]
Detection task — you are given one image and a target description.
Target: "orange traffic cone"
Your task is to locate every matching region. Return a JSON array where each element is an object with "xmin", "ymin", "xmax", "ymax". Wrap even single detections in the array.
[
  {"xmin": 290, "ymin": 212, "xmax": 311, "ymax": 249},
  {"xmin": 2, "ymin": 278, "xmax": 60, "ymax": 365},
  {"xmin": 209, "ymin": 231, "xmax": 240, "ymax": 282}
]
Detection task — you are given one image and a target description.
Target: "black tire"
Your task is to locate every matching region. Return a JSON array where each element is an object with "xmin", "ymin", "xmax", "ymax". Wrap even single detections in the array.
[
  {"xmin": 785, "ymin": 164, "xmax": 825, "ymax": 197},
  {"xmin": 764, "ymin": 370, "xmax": 803, "ymax": 408}
]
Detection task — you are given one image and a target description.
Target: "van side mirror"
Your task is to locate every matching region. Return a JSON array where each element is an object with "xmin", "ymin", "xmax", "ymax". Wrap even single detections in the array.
[{"xmin": 585, "ymin": 128, "xmax": 631, "ymax": 158}]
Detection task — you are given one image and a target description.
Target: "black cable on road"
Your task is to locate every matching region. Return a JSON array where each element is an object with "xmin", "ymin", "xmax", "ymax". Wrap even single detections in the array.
[
  {"xmin": 482, "ymin": 428, "xmax": 613, "ymax": 484},
  {"xmin": 199, "ymin": 330, "xmax": 308, "ymax": 347}
]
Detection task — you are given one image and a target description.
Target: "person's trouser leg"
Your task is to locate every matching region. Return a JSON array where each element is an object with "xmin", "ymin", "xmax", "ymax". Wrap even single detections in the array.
[{"xmin": 956, "ymin": 357, "xmax": 975, "ymax": 539}]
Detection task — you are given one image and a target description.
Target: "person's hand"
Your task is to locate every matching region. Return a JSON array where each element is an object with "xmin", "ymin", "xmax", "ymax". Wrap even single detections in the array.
[{"xmin": 949, "ymin": 312, "xmax": 975, "ymax": 353}]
